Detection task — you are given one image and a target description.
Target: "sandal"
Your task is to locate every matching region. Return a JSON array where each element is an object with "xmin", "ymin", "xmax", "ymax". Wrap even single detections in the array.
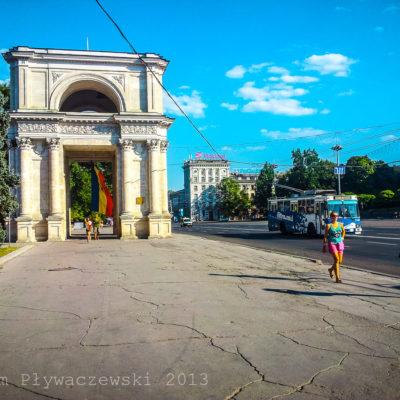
[
  {"xmin": 336, "ymin": 278, "xmax": 343, "ymax": 283},
  {"xmin": 328, "ymin": 268, "xmax": 334, "ymax": 279}
]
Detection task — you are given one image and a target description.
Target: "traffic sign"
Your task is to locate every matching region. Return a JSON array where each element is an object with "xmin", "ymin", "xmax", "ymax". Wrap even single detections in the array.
[{"xmin": 334, "ymin": 166, "xmax": 346, "ymax": 175}]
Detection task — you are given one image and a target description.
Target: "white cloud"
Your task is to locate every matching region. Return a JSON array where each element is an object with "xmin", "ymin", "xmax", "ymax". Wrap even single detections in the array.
[
  {"xmin": 0, "ymin": 78, "xmax": 10, "ymax": 85},
  {"xmin": 237, "ymin": 82, "xmax": 315, "ymax": 116},
  {"xmin": 261, "ymin": 127, "xmax": 326, "ymax": 139},
  {"xmin": 221, "ymin": 102, "xmax": 239, "ymax": 111},
  {"xmin": 268, "ymin": 76, "xmax": 280, "ymax": 82},
  {"xmin": 320, "ymin": 109, "xmax": 330, "ymax": 114},
  {"xmin": 303, "ymin": 54, "xmax": 357, "ymax": 77},
  {"xmin": 383, "ymin": 4, "xmax": 399, "ymax": 14},
  {"xmin": 381, "ymin": 135, "xmax": 397, "ymax": 141},
  {"xmin": 249, "ymin": 62, "xmax": 271, "ymax": 72},
  {"xmin": 374, "ymin": 26, "xmax": 384, "ymax": 32},
  {"xmin": 226, "ymin": 65, "xmax": 247, "ymax": 78},
  {"xmin": 338, "ymin": 89, "xmax": 355, "ymax": 96},
  {"xmin": 242, "ymin": 99, "xmax": 316, "ymax": 116},
  {"xmin": 221, "ymin": 146, "xmax": 234, "ymax": 151},
  {"xmin": 280, "ymin": 75, "xmax": 319, "ymax": 83},
  {"xmin": 246, "ymin": 146, "xmax": 267, "ymax": 151},
  {"xmin": 268, "ymin": 66, "xmax": 290, "ymax": 75},
  {"xmin": 163, "ymin": 90, "xmax": 207, "ymax": 118},
  {"xmin": 179, "ymin": 85, "xmax": 190, "ymax": 89},
  {"xmin": 237, "ymin": 82, "xmax": 308, "ymax": 101}
]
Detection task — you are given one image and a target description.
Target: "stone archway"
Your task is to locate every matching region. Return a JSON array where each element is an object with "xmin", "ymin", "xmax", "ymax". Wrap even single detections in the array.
[{"xmin": 3, "ymin": 47, "xmax": 174, "ymax": 242}]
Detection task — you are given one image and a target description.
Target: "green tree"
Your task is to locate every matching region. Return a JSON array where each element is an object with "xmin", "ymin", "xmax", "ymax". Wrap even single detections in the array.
[
  {"xmin": 358, "ymin": 194, "xmax": 376, "ymax": 209},
  {"xmin": 0, "ymin": 83, "xmax": 20, "ymax": 243},
  {"xmin": 237, "ymin": 190, "xmax": 252, "ymax": 218},
  {"xmin": 254, "ymin": 162, "xmax": 274, "ymax": 215},
  {"xmin": 217, "ymin": 177, "xmax": 241, "ymax": 218},
  {"xmin": 369, "ymin": 161, "xmax": 399, "ymax": 194},
  {"xmin": 342, "ymin": 156, "xmax": 375, "ymax": 194}
]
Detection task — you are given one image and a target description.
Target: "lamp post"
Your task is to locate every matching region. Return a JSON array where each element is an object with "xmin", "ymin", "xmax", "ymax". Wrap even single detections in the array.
[{"xmin": 331, "ymin": 144, "xmax": 343, "ymax": 195}]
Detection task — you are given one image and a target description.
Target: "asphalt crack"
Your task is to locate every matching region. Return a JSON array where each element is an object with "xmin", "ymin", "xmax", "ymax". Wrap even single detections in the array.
[{"xmin": 268, "ymin": 352, "xmax": 349, "ymax": 399}]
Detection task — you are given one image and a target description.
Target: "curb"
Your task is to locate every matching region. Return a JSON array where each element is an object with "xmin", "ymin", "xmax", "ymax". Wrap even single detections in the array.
[{"xmin": 0, "ymin": 245, "xmax": 35, "ymax": 267}]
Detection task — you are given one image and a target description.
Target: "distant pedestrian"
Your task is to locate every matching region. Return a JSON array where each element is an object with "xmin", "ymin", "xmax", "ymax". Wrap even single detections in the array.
[
  {"xmin": 322, "ymin": 211, "xmax": 345, "ymax": 283},
  {"xmin": 84, "ymin": 216, "xmax": 93, "ymax": 243},
  {"xmin": 93, "ymin": 213, "xmax": 103, "ymax": 240}
]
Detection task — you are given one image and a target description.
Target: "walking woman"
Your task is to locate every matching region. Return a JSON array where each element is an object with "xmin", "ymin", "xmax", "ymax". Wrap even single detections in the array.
[{"xmin": 322, "ymin": 211, "xmax": 345, "ymax": 283}]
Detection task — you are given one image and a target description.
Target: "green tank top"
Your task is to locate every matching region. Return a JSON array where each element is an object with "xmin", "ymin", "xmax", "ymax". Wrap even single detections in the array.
[{"xmin": 328, "ymin": 224, "xmax": 343, "ymax": 244}]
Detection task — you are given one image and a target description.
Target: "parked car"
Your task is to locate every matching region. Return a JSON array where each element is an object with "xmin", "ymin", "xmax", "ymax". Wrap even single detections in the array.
[
  {"xmin": 180, "ymin": 218, "xmax": 193, "ymax": 227},
  {"xmin": 219, "ymin": 217, "xmax": 229, "ymax": 222}
]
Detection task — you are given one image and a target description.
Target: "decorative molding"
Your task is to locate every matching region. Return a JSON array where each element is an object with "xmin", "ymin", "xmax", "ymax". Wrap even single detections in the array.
[
  {"xmin": 119, "ymin": 138, "xmax": 134, "ymax": 150},
  {"xmin": 120, "ymin": 124, "xmax": 157, "ymax": 135},
  {"xmin": 146, "ymin": 139, "xmax": 160, "ymax": 152},
  {"xmin": 52, "ymin": 72, "xmax": 64, "ymax": 84},
  {"xmin": 111, "ymin": 74, "xmax": 125, "ymax": 88},
  {"xmin": 33, "ymin": 141, "xmax": 48, "ymax": 156},
  {"xmin": 59, "ymin": 124, "xmax": 119, "ymax": 135},
  {"xmin": 133, "ymin": 143, "xmax": 143, "ymax": 156},
  {"xmin": 160, "ymin": 140, "xmax": 169, "ymax": 153},
  {"xmin": 16, "ymin": 137, "xmax": 33, "ymax": 150},
  {"xmin": 46, "ymin": 137, "xmax": 61, "ymax": 151},
  {"xmin": 18, "ymin": 122, "xmax": 58, "ymax": 134}
]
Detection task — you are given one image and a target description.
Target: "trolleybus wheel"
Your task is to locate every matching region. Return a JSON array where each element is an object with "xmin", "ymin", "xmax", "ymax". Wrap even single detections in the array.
[{"xmin": 307, "ymin": 223, "xmax": 316, "ymax": 237}]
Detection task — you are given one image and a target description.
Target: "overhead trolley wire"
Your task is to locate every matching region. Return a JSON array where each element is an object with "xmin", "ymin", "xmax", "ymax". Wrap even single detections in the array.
[
  {"xmin": 95, "ymin": 1, "xmax": 399, "ymax": 169},
  {"xmin": 95, "ymin": 0, "xmax": 225, "ymax": 162}
]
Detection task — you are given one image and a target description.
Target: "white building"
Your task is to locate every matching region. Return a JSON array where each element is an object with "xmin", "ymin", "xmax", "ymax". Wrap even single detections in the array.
[{"xmin": 183, "ymin": 158, "xmax": 230, "ymax": 221}]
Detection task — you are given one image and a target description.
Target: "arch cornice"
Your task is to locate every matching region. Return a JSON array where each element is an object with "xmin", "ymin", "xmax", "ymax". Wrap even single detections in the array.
[{"xmin": 49, "ymin": 73, "xmax": 126, "ymax": 113}]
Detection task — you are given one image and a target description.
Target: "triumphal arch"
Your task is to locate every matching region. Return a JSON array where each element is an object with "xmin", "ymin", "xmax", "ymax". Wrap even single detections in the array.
[{"xmin": 3, "ymin": 47, "xmax": 173, "ymax": 241}]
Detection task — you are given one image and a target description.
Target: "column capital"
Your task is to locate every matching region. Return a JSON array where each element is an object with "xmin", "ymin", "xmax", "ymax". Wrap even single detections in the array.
[
  {"xmin": 16, "ymin": 137, "xmax": 33, "ymax": 150},
  {"xmin": 146, "ymin": 139, "xmax": 160, "ymax": 152},
  {"xmin": 119, "ymin": 138, "xmax": 134, "ymax": 151},
  {"xmin": 46, "ymin": 137, "xmax": 61, "ymax": 151},
  {"xmin": 160, "ymin": 140, "xmax": 170, "ymax": 153}
]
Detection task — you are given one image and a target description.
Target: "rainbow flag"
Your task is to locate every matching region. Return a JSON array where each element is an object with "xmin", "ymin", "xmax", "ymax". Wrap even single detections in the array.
[{"xmin": 91, "ymin": 165, "xmax": 113, "ymax": 217}]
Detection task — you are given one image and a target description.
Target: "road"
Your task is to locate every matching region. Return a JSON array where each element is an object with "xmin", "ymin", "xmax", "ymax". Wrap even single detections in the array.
[{"xmin": 173, "ymin": 219, "xmax": 400, "ymax": 276}]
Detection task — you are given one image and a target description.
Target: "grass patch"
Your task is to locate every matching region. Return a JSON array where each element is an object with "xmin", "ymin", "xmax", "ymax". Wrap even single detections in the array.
[{"xmin": 0, "ymin": 247, "xmax": 18, "ymax": 258}]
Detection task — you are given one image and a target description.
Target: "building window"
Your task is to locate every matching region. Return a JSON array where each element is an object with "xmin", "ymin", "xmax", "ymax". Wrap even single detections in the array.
[
  {"xmin": 201, "ymin": 169, "xmax": 205, "ymax": 175},
  {"xmin": 194, "ymin": 186, "xmax": 198, "ymax": 191},
  {"xmin": 202, "ymin": 177, "xmax": 206, "ymax": 182},
  {"xmin": 194, "ymin": 169, "xmax": 198, "ymax": 173},
  {"xmin": 202, "ymin": 185, "xmax": 206, "ymax": 190},
  {"xmin": 193, "ymin": 177, "xmax": 198, "ymax": 183},
  {"xmin": 222, "ymin": 169, "xmax": 226, "ymax": 174},
  {"xmin": 209, "ymin": 177, "xmax": 213, "ymax": 182}
]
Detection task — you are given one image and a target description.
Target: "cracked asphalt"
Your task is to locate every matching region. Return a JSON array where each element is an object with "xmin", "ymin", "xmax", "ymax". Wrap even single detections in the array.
[{"xmin": 0, "ymin": 234, "xmax": 399, "ymax": 400}]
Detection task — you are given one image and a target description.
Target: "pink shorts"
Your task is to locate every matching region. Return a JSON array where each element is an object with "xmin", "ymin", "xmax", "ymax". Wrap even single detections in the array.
[{"xmin": 328, "ymin": 242, "xmax": 344, "ymax": 254}]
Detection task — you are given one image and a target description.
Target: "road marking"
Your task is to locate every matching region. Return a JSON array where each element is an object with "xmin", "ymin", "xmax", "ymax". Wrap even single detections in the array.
[
  {"xmin": 347, "ymin": 235, "xmax": 400, "ymax": 241},
  {"xmin": 367, "ymin": 241, "xmax": 397, "ymax": 246}
]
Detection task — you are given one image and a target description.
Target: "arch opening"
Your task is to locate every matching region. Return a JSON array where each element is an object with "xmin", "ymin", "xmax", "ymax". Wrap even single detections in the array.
[{"xmin": 60, "ymin": 90, "xmax": 118, "ymax": 113}]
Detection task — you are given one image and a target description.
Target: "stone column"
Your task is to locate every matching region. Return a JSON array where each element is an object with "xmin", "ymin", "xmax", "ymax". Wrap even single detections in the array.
[
  {"xmin": 120, "ymin": 139, "xmax": 134, "ymax": 215},
  {"xmin": 47, "ymin": 138, "xmax": 62, "ymax": 216},
  {"xmin": 46, "ymin": 138, "xmax": 64, "ymax": 241},
  {"xmin": 16, "ymin": 137, "xmax": 34, "ymax": 242},
  {"xmin": 147, "ymin": 139, "xmax": 161, "ymax": 215},
  {"xmin": 119, "ymin": 139, "xmax": 137, "ymax": 239},
  {"xmin": 160, "ymin": 140, "xmax": 170, "ymax": 215}
]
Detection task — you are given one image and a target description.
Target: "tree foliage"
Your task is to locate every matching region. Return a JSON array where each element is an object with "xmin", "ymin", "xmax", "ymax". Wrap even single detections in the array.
[
  {"xmin": 217, "ymin": 177, "xmax": 251, "ymax": 218},
  {"xmin": 342, "ymin": 156, "xmax": 375, "ymax": 193},
  {"xmin": 254, "ymin": 163, "xmax": 274, "ymax": 215},
  {"xmin": 0, "ymin": 83, "xmax": 20, "ymax": 243},
  {"xmin": 69, "ymin": 162, "xmax": 113, "ymax": 221}
]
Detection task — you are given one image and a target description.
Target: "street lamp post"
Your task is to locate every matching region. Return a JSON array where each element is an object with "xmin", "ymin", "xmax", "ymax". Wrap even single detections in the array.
[{"xmin": 331, "ymin": 144, "xmax": 343, "ymax": 195}]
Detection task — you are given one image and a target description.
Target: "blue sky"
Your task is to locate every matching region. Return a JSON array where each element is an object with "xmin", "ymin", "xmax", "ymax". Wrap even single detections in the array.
[{"xmin": 1, "ymin": 0, "xmax": 399, "ymax": 190}]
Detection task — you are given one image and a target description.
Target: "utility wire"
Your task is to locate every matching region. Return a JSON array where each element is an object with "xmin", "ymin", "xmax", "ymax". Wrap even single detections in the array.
[{"xmin": 95, "ymin": 0, "xmax": 225, "ymax": 161}]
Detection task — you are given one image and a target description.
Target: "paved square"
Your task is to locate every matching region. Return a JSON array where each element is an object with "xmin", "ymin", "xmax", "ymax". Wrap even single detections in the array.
[{"xmin": 0, "ymin": 235, "xmax": 399, "ymax": 399}]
